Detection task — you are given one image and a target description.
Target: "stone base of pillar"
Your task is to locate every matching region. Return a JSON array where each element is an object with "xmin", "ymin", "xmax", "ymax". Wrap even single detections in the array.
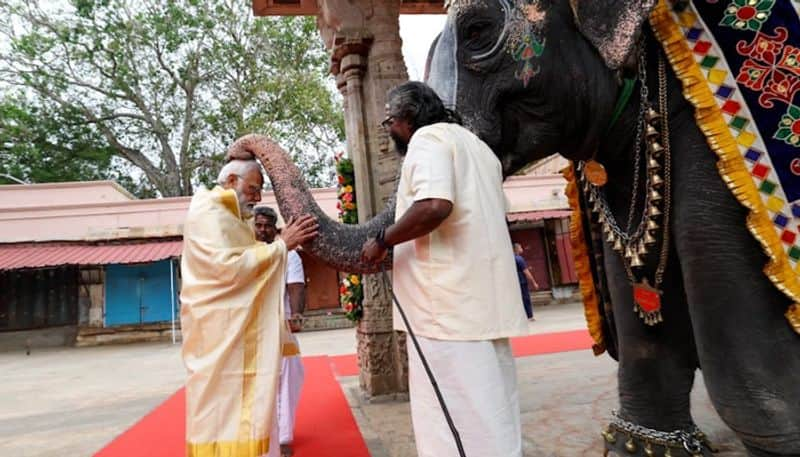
[
  {"xmin": 393, "ymin": 330, "xmax": 408, "ymax": 391},
  {"xmin": 357, "ymin": 329, "xmax": 408, "ymax": 397}
]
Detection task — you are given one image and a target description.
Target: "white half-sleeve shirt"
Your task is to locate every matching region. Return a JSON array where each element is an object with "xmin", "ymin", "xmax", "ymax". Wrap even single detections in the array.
[
  {"xmin": 284, "ymin": 250, "xmax": 305, "ymax": 318},
  {"xmin": 392, "ymin": 122, "xmax": 529, "ymax": 341}
]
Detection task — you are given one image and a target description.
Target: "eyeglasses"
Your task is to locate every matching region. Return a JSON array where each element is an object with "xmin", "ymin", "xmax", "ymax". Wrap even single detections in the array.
[
  {"xmin": 233, "ymin": 174, "xmax": 263, "ymax": 195},
  {"xmin": 380, "ymin": 115, "xmax": 396, "ymax": 129}
]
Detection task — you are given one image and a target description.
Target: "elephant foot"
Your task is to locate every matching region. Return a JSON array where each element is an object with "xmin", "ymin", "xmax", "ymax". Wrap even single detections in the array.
[{"xmin": 601, "ymin": 410, "xmax": 716, "ymax": 457}]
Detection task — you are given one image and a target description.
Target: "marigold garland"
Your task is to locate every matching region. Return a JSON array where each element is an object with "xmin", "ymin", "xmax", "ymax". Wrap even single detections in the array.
[{"xmin": 335, "ymin": 153, "xmax": 363, "ymax": 321}]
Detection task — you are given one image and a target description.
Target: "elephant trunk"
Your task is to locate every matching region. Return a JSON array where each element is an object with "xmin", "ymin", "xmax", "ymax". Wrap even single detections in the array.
[{"xmin": 230, "ymin": 134, "xmax": 395, "ymax": 273}]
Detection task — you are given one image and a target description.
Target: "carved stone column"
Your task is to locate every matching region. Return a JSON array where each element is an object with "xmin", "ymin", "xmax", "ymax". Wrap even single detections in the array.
[
  {"xmin": 319, "ymin": 0, "xmax": 409, "ymax": 397},
  {"xmin": 331, "ymin": 33, "xmax": 374, "ymax": 222}
]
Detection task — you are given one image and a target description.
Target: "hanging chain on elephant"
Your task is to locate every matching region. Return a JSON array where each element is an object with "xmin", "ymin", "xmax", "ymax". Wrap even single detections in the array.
[
  {"xmin": 624, "ymin": 46, "xmax": 650, "ymax": 236},
  {"xmin": 580, "ymin": 49, "xmax": 672, "ymax": 326},
  {"xmin": 630, "ymin": 53, "xmax": 672, "ymax": 326}
]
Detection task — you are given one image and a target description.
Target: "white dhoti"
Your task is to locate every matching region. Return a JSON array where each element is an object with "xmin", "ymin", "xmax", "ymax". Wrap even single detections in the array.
[
  {"xmin": 277, "ymin": 330, "xmax": 305, "ymax": 445},
  {"xmin": 264, "ymin": 408, "xmax": 280, "ymax": 457},
  {"xmin": 407, "ymin": 336, "xmax": 522, "ymax": 457}
]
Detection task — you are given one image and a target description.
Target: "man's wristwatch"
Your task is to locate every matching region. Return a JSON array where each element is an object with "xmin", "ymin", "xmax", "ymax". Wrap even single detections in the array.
[{"xmin": 375, "ymin": 228, "xmax": 390, "ymax": 250}]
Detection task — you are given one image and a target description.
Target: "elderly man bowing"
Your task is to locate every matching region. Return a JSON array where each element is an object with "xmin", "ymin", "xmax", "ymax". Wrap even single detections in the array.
[{"xmin": 180, "ymin": 158, "xmax": 317, "ymax": 457}]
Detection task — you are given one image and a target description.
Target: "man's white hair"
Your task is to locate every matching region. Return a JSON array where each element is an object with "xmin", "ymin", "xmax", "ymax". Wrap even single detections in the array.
[{"xmin": 217, "ymin": 160, "xmax": 261, "ymax": 185}]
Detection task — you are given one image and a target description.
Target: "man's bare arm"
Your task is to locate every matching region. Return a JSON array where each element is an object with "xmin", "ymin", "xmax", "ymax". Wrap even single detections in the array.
[
  {"xmin": 385, "ymin": 198, "xmax": 452, "ymax": 246},
  {"xmin": 286, "ymin": 283, "xmax": 305, "ymax": 315},
  {"xmin": 361, "ymin": 198, "xmax": 452, "ymax": 262}
]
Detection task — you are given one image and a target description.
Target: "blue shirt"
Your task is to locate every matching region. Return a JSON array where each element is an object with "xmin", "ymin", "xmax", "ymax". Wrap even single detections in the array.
[{"xmin": 515, "ymin": 254, "xmax": 528, "ymax": 287}]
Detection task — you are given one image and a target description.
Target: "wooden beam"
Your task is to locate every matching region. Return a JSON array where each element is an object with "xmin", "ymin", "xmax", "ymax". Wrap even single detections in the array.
[{"xmin": 252, "ymin": 0, "xmax": 445, "ymax": 16}]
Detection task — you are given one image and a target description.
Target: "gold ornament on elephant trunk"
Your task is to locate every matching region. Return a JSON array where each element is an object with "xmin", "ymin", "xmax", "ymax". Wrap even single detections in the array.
[{"xmin": 581, "ymin": 48, "xmax": 672, "ymax": 326}]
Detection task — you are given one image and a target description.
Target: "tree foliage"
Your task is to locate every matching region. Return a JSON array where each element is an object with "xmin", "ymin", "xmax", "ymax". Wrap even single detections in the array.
[
  {"xmin": 0, "ymin": 0, "xmax": 344, "ymax": 196},
  {"xmin": 0, "ymin": 95, "xmax": 157, "ymax": 196}
]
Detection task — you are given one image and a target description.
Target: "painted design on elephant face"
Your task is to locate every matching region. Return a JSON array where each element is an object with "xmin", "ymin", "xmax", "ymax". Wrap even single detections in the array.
[
  {"xmin": 506, "ymin": 0, "xmax": 546, "ymax": 87},
  {"xmin": 512, "ymin": 32, "xmax": 545, "ymax": 87},
  {"xmin": 446, "ymin": 0, "xmax": 545, "ymax": 86}
]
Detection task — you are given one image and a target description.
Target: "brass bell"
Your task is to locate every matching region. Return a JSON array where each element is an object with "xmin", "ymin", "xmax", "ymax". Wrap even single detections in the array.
[
  {"xmin": 647, "ymin": 218, "xmax": 660, "ymax": 231},
  {"xmin": 644, "ymin": 441, "xmax": 655, "ymax": 457},
  {"xmin": 649, "ymin": 189, "xmax": 662, "ymax": 201},
  {"xmin": 601, "ymin": 429, "xmax": 616, "ymax": 444},
  {"xmin": 647, "ymin": 157, "xmax": 660, "ymax": 170},
  {"xmin": 645, "ymin": 124, "xmax": 659, "ymax": 138},
  {"xmin": 637, "ymin": 241, "xmax": 648, "ymax": 255},
  {"xmin": 648, "ymin": 141, "xmax": 665, "ymax": 156},
  {"xmin": 625, "ymin": 437, "xmax": 637, "ymax": 453},
  {"xmin": 648, "ymin": 204, "xmax": 662, "ymax": 217},
  {"xmin": 593, "ymin": 200, "xmax": 602, "ymax": 213},
  {"xmin": 588, "ymin": 192, "xmax": 596, "ymax": 203},
  {"xmin": 606, "ymin": 230, "xmax": 616, "ymax": 243},
  {"xmin": 624, "ymin": 245, "xmax": 633, "ymax": 259},
  {"xmin": 613, "ymin": 238, "xmax": 624, "ymax": 252},
  {"xmin": 644, "ymin": 231, "xmax": 657, "ymax": 244},
  {"xmin": 646, "ymin": 107, "xmax": 662, "ymax": 123},
  {"xmin": 630, "ymin": 253, "xmax": 644, "ymax": 267},
  {"xmin": 651, "ymin": 174, "xmax": 664, "ymax": 187}
]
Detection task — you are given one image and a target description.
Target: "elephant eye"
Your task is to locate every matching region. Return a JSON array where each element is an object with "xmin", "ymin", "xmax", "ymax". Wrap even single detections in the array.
[
  {"xmin": 466, "ymin": 22, "xmax": 489, "ymax": 40},
  {"xmin": 457, "ymin": 4, "xmax": 511, "ymax": 64},
  {"xmin": 464, "ymin": 20, "xmax": 494, "ymax": 52}
]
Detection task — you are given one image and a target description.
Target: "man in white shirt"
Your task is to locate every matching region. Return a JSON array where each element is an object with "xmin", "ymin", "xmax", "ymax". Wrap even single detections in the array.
[
  {"xmin": 254, "ymin": 206, "xmax": 306, "ymax": 457},
  {"xmin": 361, "ymin": 81, "xmax": 529, "ymax": 457}
]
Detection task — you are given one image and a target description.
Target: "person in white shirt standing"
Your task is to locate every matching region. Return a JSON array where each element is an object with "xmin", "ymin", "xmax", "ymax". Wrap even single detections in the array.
[
  {"xmin": 361, "ymin": 81, "xmax": 529, "ymax": 457},
  {"xmin": 254, "ymin": 206, "xmax": 306, "ymax": 457}
]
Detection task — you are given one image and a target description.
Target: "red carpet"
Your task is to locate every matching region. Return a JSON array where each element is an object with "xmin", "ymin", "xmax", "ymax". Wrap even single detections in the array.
[
  {"xmin": 292, "ymin": 356, "xmax": 370, "ymax": 457},
  {"xmin": 510, "ymin": 329, "xmax": 594, "ymax": 357},
  {"xmin": 330, "ymin": 354, "xmax": 359, "ymax": 377},
  {"xmin": 94, "ymin": 387, "xmax": 185, "ymax": 457},
  {"xmin": 94, "ymin": 357, "xmax": 369, "ymax": 457},
  {"xmin": 328, "ymin": 329, "xmax": 594, "ymax": 378},
  {"xmin": 95, "ymin": 329, "xmax": 591, "ymax": 456}
]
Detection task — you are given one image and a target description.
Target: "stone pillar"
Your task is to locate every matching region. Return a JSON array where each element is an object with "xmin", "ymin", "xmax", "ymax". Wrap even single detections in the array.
[
  {"xmin": 331, "ymin": 32, "xmax": 375, "ymax": 222},
  {"xmin": 319, "ymin": 0, "xmax": 409, "ymax": 397}
]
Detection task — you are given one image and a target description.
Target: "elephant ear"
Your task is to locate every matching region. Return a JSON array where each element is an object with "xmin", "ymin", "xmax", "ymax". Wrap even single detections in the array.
[{"xmin": 570, "ymin": 0, "xmax": 658, "ymax": 70}]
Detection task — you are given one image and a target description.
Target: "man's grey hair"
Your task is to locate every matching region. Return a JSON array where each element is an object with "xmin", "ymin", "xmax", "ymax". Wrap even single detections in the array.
[{"xmin": 217, "ymin": 160, "xmax": 261, "ymax": 186}]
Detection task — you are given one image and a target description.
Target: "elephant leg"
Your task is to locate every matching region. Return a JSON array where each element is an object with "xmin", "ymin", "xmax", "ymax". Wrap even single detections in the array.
[
  {"xmin": 601, "ymin": 237, "xmax": 699, "ymax": 437},
  {"xmin": 670, "ymin": 125, "xmax": 800, "ymax": 455}
]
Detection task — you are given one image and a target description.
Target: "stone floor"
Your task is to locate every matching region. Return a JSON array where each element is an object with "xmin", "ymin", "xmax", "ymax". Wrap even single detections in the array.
[
  {"xmin": 344, "ymin": 350, "xmax": 747, "ymax": 457},
  {"xmin": 0, "ymin": 302, "xmax": 749, "ymax": 456}
]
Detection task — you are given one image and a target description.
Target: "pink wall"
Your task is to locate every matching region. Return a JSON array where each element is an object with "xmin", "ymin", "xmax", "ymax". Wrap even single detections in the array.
[
  {"xmin": 0, "ymin": 173, "xmax": 569, "ymax": 243},
  {"xmin": 0, "ymin": 181, "xmax": 135, "ymax": 210}
]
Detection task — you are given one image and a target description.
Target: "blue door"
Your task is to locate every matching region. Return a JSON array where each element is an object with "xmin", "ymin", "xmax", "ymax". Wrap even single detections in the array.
[{"xmin": 105, "ymin": 259, "xmax": 177, "ymax": 326}]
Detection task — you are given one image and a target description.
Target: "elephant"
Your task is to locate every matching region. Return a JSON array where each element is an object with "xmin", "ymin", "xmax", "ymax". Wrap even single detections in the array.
[
  {"xmin": 227, "ymin": 1, "xmax": 800, "ymax": 455},
  {"xmin": 421, "ymin": 0, "xmax": 800, "ymax": 456}
]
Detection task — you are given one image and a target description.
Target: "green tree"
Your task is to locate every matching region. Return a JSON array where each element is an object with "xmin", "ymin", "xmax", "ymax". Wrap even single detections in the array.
[
  {"xmin": 0, "ymin": 0, "xmax": 343, "ymax": 196},
  {"xmin": 0, "ymin": 94, "xmax": 158, "ymax": 197}
]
